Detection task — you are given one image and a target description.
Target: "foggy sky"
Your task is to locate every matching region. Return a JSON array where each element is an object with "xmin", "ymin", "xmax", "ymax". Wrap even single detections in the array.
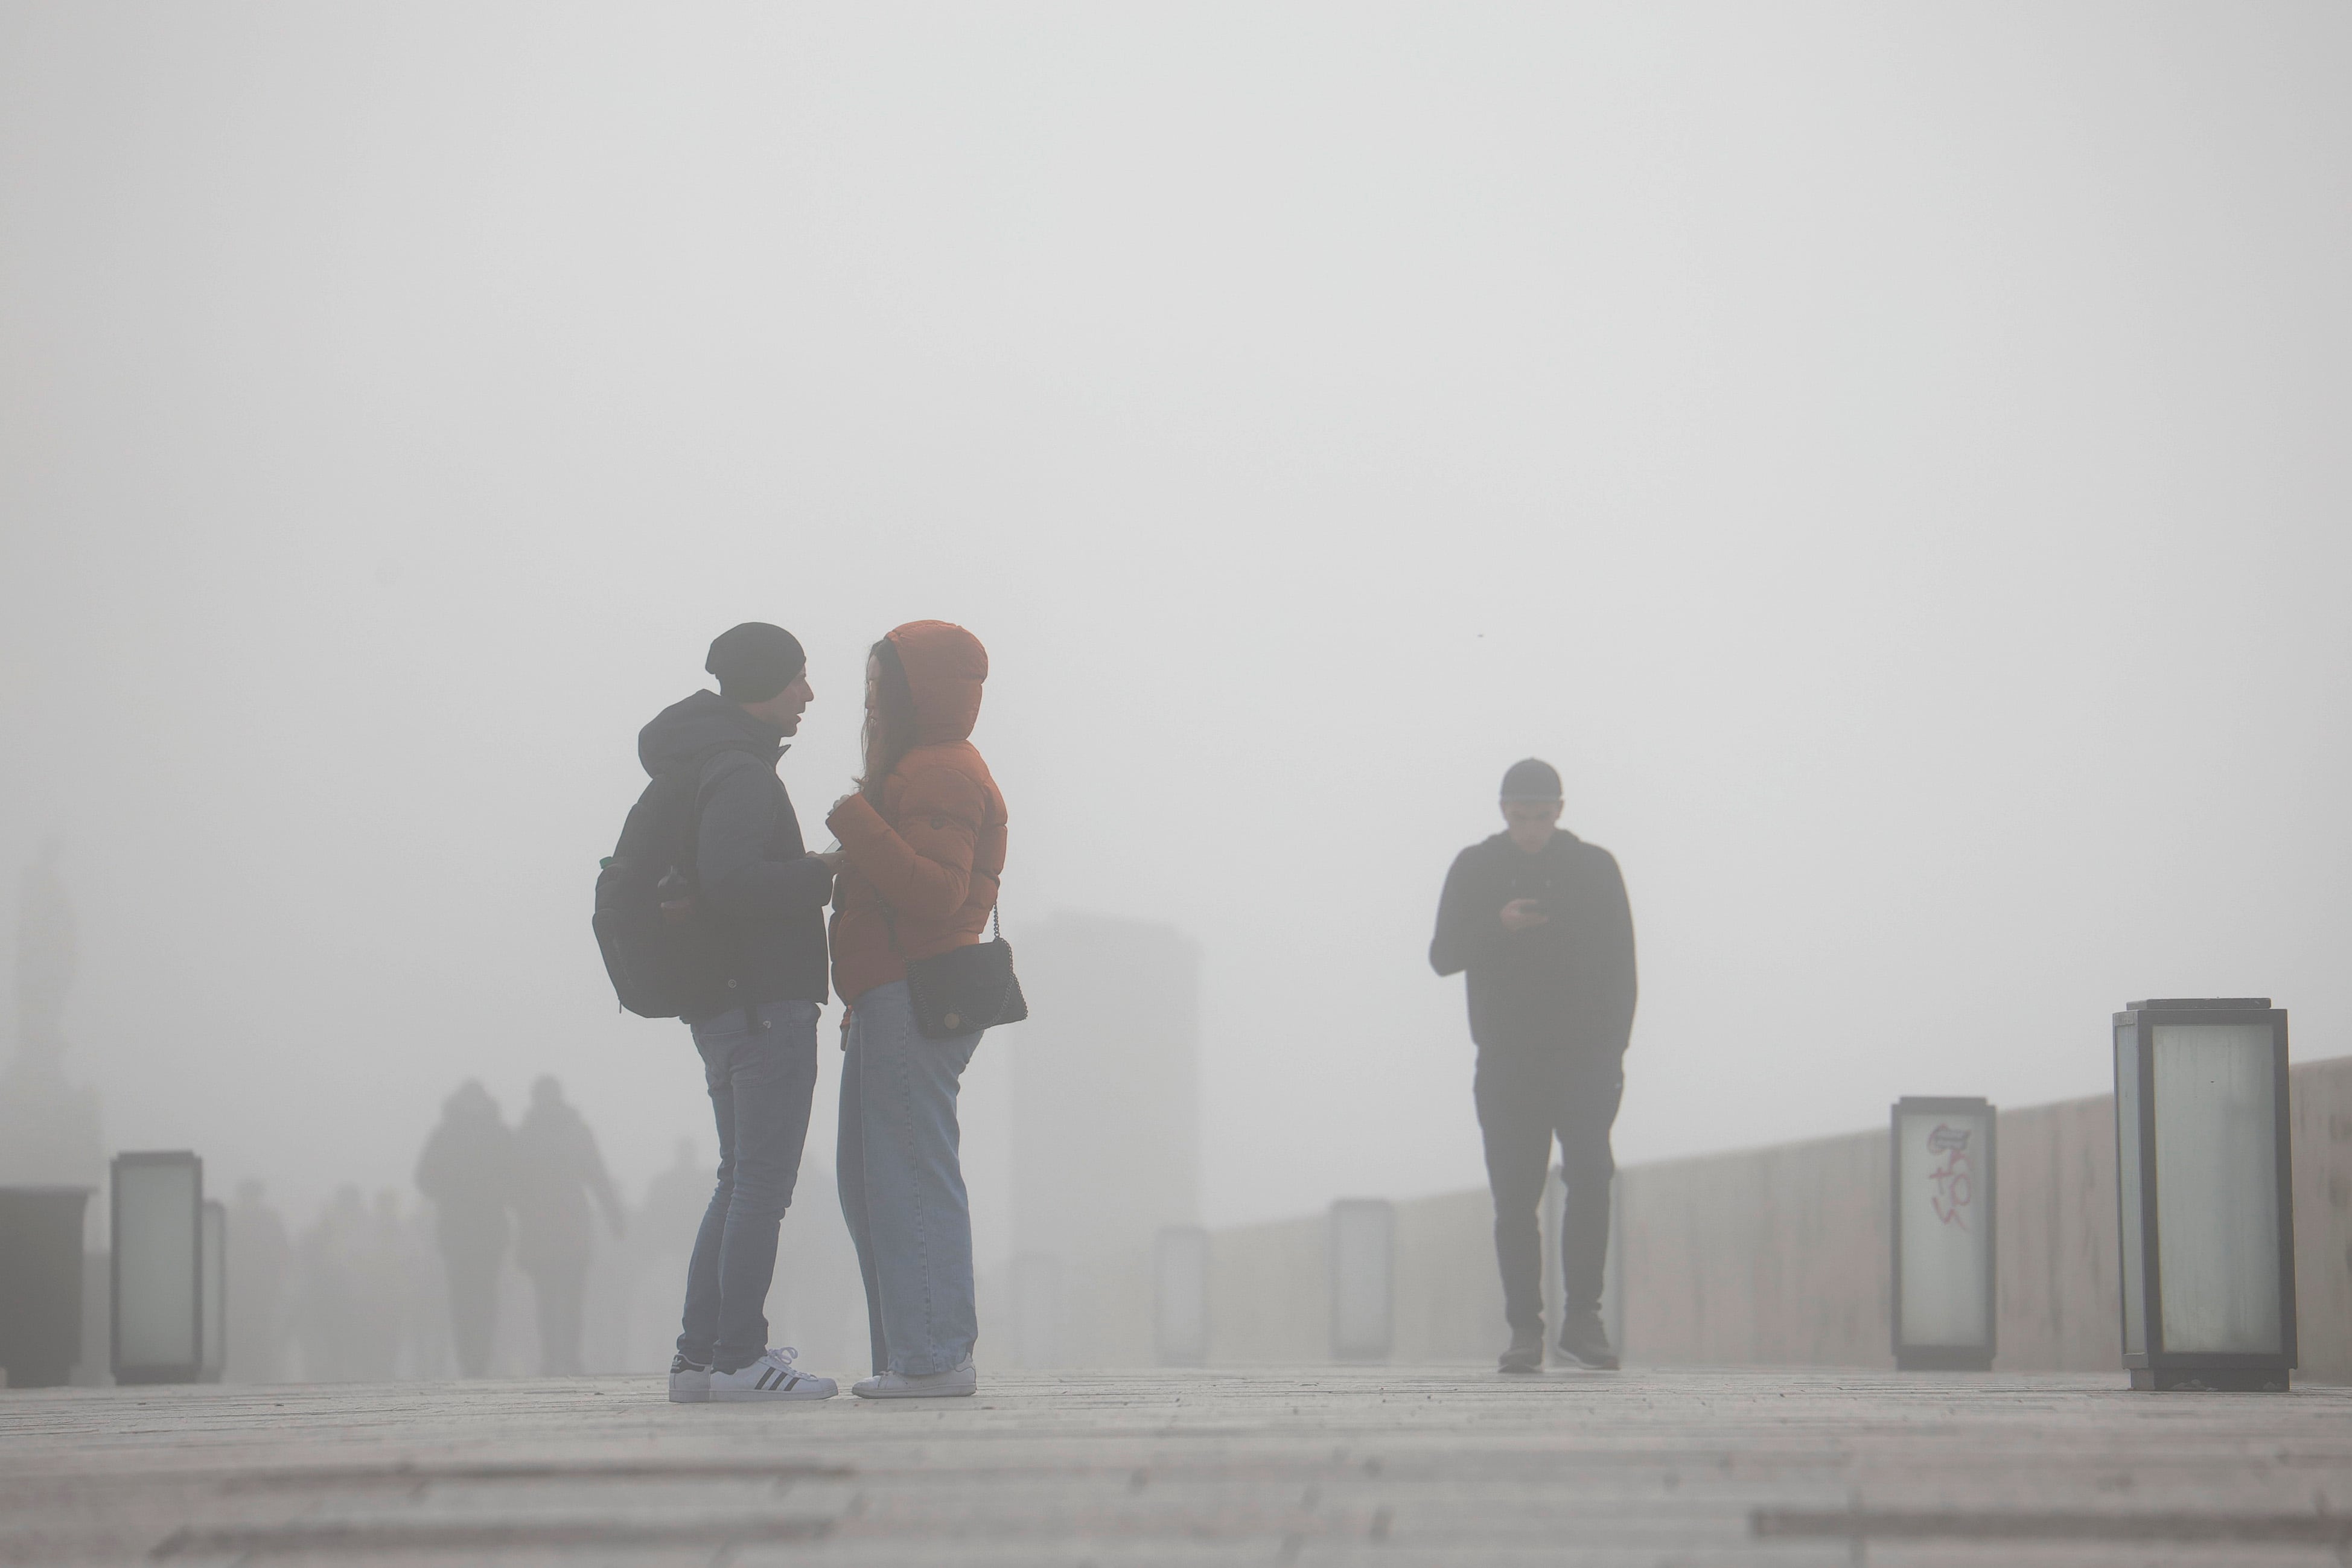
[{"xmin": 3, "ymin": 2, "xmax": 2348, "ymax": 1238}]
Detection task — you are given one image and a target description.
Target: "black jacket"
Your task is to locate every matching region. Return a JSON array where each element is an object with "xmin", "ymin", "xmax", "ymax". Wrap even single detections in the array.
[
  {"xmin": 637, "ymin": 690, "xmax": 832, "ymax": 1015},
  {"xmin": 1429, "ymin": 829, "xmax": 1637, "ymax": 1056}
]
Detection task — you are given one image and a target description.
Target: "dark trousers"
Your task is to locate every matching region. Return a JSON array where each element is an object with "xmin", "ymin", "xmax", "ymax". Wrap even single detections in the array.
[{"xmin": 1475, "ymin": 1047, "xmax": 1624, "ymax": 1336}]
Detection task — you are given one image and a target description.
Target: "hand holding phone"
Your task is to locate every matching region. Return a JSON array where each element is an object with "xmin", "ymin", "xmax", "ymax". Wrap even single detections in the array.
[{"xmin": 1499, "ymin": 897, "xmax": 1550, "ymax": 932}]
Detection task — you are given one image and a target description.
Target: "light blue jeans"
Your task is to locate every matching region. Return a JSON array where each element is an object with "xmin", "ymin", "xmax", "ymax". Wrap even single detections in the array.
[{"xmin": 837, "ymin": 980, "xmax": 981, "ymax": 1376}]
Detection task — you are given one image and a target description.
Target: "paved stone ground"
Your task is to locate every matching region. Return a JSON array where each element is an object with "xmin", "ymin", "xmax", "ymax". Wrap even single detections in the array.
[{"xmin": 6, "ymin": 1366, "xmax": 2352, "ymax": 1566}]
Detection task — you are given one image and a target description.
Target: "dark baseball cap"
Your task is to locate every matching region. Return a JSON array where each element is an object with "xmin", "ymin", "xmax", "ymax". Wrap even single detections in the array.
[{"xmin": 1499, "ymin": 757, "xmax": 1563, "ymax": 803}]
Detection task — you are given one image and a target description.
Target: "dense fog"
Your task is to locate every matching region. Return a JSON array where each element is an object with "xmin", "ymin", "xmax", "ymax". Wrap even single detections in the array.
[{"xmin": 3, "ymin": 1, "xmax": 2348, "ymax": 1374}]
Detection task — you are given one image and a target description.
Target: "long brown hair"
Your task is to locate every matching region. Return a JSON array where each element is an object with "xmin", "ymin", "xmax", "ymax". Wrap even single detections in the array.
[{"xmin": 856, "ymin": 637, "xmax": 920, "ymax": 801}]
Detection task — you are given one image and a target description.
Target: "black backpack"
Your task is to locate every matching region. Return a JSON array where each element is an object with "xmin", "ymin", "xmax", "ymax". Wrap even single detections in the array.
[{"xmin": 592, "ymin": 756, "xmax": 737, "ymax": 1019}]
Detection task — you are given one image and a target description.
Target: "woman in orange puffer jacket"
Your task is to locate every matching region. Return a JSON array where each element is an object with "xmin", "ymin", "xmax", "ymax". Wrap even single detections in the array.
[{"xmin": 826, "ymin": 620, "xmax": 1005, "ymax": 1397}]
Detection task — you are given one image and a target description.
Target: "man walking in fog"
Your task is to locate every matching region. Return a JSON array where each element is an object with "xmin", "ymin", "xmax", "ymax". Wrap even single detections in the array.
[
  {"xmin": 1430, "ymin": 758, "xmax": 1637, "ymax": 1374},
  {"xmin": 511, "ymin": 1076, "xmax": 625, "ymax": 1377}
]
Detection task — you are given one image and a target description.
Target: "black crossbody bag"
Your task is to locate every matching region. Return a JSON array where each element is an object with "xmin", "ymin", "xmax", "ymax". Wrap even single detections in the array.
[{"xmin": 891, "ymin": 897, "xmax": 1030, "ymax": 1039}]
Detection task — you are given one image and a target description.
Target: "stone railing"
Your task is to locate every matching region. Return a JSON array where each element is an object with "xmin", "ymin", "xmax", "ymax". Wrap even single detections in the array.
[{"xmin": 1200, "ymin": 1054, "xmax": 2352, "ymax": 1377}]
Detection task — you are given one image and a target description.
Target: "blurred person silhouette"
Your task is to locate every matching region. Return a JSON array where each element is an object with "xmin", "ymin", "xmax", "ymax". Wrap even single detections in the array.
[
  {"xmin": 511, "ymin": 1074, "xmax": 625, "ymax": 1377},
  {"xmin": 364, "ymin": 1189, "xmax": 424, "ymax": 1378},
  {"xmin": 634, "ymin": 624, "xmax": 840, "ymax": 1403},
  {"xmin": 392, "ymin": 1191, "xmax": 453, "ymax": 1377},
  {"xmin": 345, "ymin": 1190, "xmax": 404, "ymax": 1379},
  {"xmin": 289, "ymin": 1187, "xmax": 352, "ymax": 1380},
  {"xmin": 293, "ymin": 1184, "xmax": 399, "ymax": 1380},
  {"xmin": 610, "ymin": 1139, "xmax": 707, "ymax": 1366},
  {"xmin": 415, "ymin": 1079, "xmax": 515, "ymax": 1377},
  {"xmin": 225, "ymin": 1179, "xmax": 292, "ymax": 1382},
  {"xmin": 1431, "ymin": 758, "xmax": 1638, "ymax": 1374},
  {"xmin": 639, "ymin": 1138, "xmax": 710, "ymax": 1259},
  {"xmin": 828, "ymin": 621, "xmax": 1012, "ymax": 1400},
  {"xmin": 634, "ymin": 1139, "xmax": 707, "ymax": 1285}
]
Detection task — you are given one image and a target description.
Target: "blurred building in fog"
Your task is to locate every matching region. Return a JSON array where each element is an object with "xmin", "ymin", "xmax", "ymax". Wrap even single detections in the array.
[
  {"xmin": 0, "ymin": 845, "xmax": 105, "ymax": 1229},
  {"xmin": 1005, "ymin": 912, "xmax": 1200, "ymax": 1366}
]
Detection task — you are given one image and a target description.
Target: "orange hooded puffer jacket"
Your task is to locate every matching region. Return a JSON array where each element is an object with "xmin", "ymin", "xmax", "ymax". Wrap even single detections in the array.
[{"xmin": 824, "ymin": 621, "xmax": 1008, "ymax": 1005}]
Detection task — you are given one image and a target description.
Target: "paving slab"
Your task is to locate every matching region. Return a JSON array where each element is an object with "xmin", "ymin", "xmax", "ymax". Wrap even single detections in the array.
[{"xmin": 4, "ymin": 1367, "xmax": 2350, "ymax": 1566}]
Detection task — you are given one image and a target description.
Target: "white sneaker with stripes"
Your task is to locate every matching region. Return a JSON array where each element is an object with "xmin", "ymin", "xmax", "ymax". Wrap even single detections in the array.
[
  {"xmin": 709, "ymin": 1347, "xmax": 837, "ymax": 1401},
  {"xmin": 668, "ymin": 1354, "xmax": 712, "ymax": 1403}
]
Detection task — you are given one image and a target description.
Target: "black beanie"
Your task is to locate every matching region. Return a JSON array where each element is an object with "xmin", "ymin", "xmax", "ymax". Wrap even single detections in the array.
[
  {"xmin": 1499, "ymin": 757, "xmax": 1563, "ymax": 803},
  {"xmin": 705, "ymin": 622, "xmax": 806, "ymax": 703}
]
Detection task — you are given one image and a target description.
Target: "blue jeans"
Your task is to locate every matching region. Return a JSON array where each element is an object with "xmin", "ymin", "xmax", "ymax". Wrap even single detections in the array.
[
  {"xmin": 678, "ymin": 999, "xmax": 818, "ymax": 1372},
  {"xmin": 837, "ymin": 980, "xmax": 981, "ymax": 1376}
]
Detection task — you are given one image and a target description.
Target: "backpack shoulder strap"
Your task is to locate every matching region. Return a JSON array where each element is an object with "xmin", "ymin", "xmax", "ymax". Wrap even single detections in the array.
[{"xmin": 666, "ymin": 745, "xmax": 763, "ymax": 884}]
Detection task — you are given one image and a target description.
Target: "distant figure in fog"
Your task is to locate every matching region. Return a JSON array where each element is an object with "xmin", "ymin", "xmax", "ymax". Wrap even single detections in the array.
[
  {"xmin": 639, "ymin": 1138, "xmax": 710, "ymax": 1258},
  {"xmin": 366, "ymin": 1190, "xmax": 425, "ymax": 1378},
  {"xmin": 415, "ymin": 1079, "xmax": 514, "ymax": 1377},
  {"xmin": 511, "ymin": 1075, "xmax": 624, "ymax": 1376},
  {"xmin": 1431, "ymin": 758, "xmax": 1637, "ymax": 1374},
  {"xmin": 634, "ymin": 1136, "xmax": 711, "ymax": 1301},
  {"xmin": 829, "ymin": 620, "xmax": 1008, "ymax": 1400},
  {"xmin": 622, "ymin": 1139, "xmax": 710, "ymax": 1363},
  {"xmin": 226, "ymin": 1180, "xmax": 292, "ymax": 1382},
  {"xmin": 294, "ymin": 1184, "xmax": 400, "ymax": 1380},
  {"xmin": 290, "ymin": 1188, "xmax": 355, "ymax": 1380}
]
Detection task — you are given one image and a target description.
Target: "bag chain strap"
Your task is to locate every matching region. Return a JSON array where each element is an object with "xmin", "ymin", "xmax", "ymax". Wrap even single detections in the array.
[{"xmin": 874, "ymin": 875, "xmax": 1010, "ymax": 1022}]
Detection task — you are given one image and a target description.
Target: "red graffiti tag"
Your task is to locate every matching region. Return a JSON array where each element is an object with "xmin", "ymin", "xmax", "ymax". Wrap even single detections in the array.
[{"xmin": 1927, "ymin": 1123, "xmax": 1973, "ymax": 1229}]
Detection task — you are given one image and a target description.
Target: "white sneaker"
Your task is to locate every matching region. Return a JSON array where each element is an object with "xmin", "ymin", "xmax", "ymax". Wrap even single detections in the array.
[
  {"xmin": 709, "ymin": 1347, "xmax": 837, "ymax": 1401},
  {"xmin": 668, "ymin": 1354, "xmax": 712, "ymax": 1403},
  {"xmin": 851, "ymin": 1356, "xmax": 977, "ymax": 1399}
]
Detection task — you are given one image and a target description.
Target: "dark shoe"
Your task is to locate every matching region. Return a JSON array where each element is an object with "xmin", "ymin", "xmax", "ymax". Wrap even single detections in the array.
[
  {"xmin": 1557, "ymin": 1311, "xmax": 1618, "ymax": 1371},
  {"xmin": 1498, "ymin": 1329, "xmax": 1544, "ymax": 1374}
]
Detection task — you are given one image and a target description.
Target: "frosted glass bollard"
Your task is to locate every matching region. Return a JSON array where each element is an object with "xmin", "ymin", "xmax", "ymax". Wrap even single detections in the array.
[
  {"xmin": 112, "ymin": 1151, "xmax": 203, "ymax": 1385},
  {"xmin": 1891, "ymin": 1097, "xmax": 1997, "ymax": 1371},
  {"xmin": 1328, "ymin": 1199, "xmax": 1394, "ymax": 1362},
  {"xmin": 2114, "ymin": 999, "xmax": 2296, "ymax": 1392}
]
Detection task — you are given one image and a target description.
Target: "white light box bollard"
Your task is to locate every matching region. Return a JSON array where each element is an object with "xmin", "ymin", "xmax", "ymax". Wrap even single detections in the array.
[
  {"xmin": 1890, "ymin": 1097, "xmax": 1997, "ymax": 1371},
  {"xmin": 1154, "ymin": 1225, "xmax": 1209, "ymax": 1366},
  {"xmin": 110, "ymin": 1151, "xmax": 203, "ymax": 1386},
  {"xmin": 1328, "ymin": 1199, "xmax": 1394, "ymax": 1362},
  {"xmin": 2114, "ymin": 998, "xmax": 2296, "ymax": 1392}
]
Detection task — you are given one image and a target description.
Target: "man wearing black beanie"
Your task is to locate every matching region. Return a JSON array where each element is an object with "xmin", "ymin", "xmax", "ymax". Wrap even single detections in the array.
[
  {"xmin": 703, "ymin": 622, "xmax": 808, "ymax": 704},
  {"xmin": 635, "ymin": 623, "xmax": 842, "ymax": 1401},
  {"xmin": 1429, "ymin": 757, "xmax": 1639, "ymax": 1373}
]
